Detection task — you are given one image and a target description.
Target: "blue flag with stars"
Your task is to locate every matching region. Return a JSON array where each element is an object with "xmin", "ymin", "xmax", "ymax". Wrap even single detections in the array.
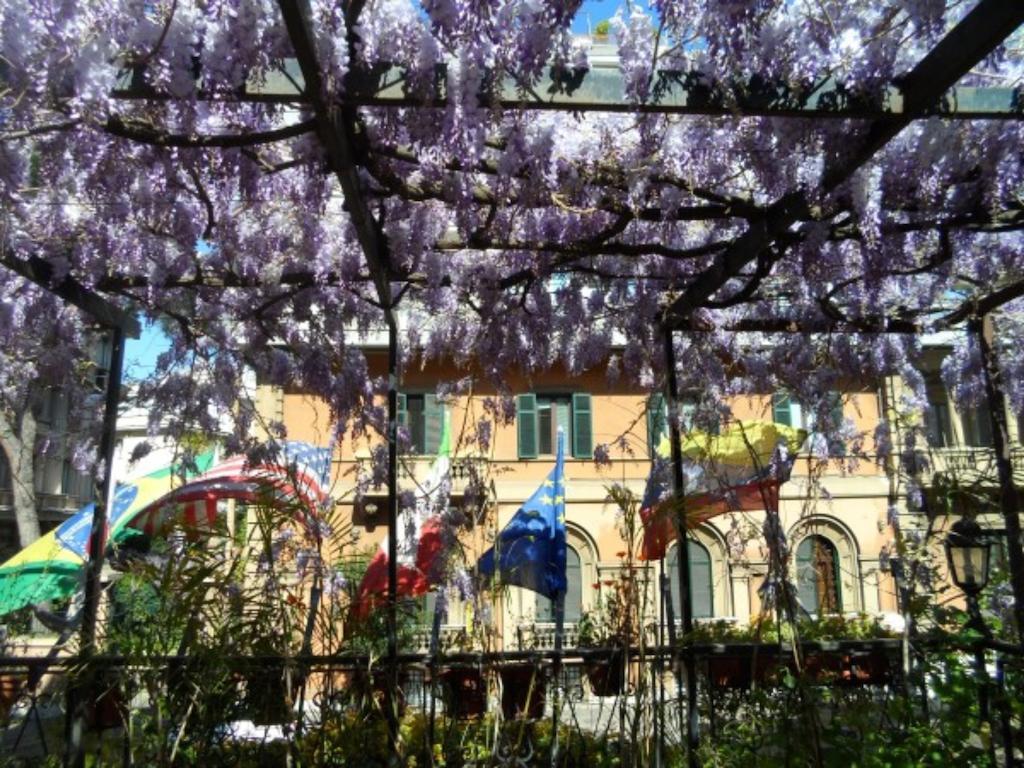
[{"xmin": 478, "ymin": 429, "xmax": 566, "ymax": 599}]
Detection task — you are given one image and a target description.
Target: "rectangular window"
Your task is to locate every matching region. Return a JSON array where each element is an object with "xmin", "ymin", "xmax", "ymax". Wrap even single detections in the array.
[
  {"xmin": 772, "ymin": 393, "xmax": 804, "ymax": 428},
  {"xmin": 925, "ymin": 399, "xmax": 953, "ymax": 448},
  {"xmin": 398, "ymin": 393, "xmax": 444, "ymax": 455},
  {"xmin": 62, "ymin": 461, "xmax": 93, "ymax": 503},
  {"xmin": 648, "ymin": 393, "xmax": 719, "ymax": 456},
  {"xmin": 537, "ymin": 396, "xmax": 572, "ymax": 456},
  {"xmin": 962, "ymin": 404, "xmax": 993, "ymax": 448},
  {"xmin": 773, "ymin": 392, "xmax": 845, "ymax": 455},
  {"xmin": 518, "ymin": 393, "xmax": 592, "ymax": 459},
  {"xmin": 418, "ymin": 591, "xmax": 448, "ymax": 625}
]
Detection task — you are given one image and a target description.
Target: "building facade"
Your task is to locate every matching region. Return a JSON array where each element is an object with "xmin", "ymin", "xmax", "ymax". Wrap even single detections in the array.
[{"xmin": 256, "ymin": 340, "xmax": 1024, "ymax": 649}]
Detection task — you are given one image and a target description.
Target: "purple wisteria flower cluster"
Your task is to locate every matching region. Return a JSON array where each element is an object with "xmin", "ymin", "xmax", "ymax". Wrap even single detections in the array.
[{"xmin": 0, "ymin": 0, "xmax": 1021, "ymax": 562}]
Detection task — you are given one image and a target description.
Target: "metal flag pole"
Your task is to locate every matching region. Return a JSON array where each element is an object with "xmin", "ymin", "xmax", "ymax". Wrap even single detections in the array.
[
  {"xmin": 386, "ymin": 317, "xmax": 401, "ymax": 756},
  {"xmin": 550, "ymin": 589, "xmax": 565, "ymax": 768},
  {"xmin": 66, "ymin": 325, "xmax": 127, "ymax": 768},
  {"xmin": 655, "ymin": 559, "xmax": 668, "ymax": 768},
  {"xmin": 427, "ymin": 595, "xmax": 443, "ymax": 763},
  {"xmin": 661, "ymin": 327, "xmax": 699, "ymax": 768}
]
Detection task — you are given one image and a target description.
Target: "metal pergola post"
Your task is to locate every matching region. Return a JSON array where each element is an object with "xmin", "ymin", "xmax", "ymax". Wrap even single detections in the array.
[
  {"xmin": 972, "ymin": 315, "xmax": 1024, "ymax": 642},
  {"xmin": 0, "ymin": 252, "xmax": 140, "ymax": 768},
  {"xmin": 65, "ymin": 325, "xmax": 127, "ymax": 768},
  {"xmin": 661, "ymin": 327, "xmax": 698, "ymax": 768},
  {"xmin": 386, "ymin": 316, "xmax": 401, "ymax": 749}
]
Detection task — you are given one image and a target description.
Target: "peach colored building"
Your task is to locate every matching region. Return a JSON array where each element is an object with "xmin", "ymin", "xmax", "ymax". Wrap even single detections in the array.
[{"xmin": 255, "ymin": 338, "xmax": 1023, "ymax": 648}]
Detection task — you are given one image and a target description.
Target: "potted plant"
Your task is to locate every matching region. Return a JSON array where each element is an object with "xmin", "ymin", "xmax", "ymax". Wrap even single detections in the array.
[
  {"xmin": 498, "ymin": 663, "xmax": 545, "ymax": 719},
  {"xmin": 0, "ymin": 627, "xmax": 25, "ymax": 721},
  {"xmin": 576, "ymin": 582, "xmax": 633, "ymax": 697},
  {"xmin": 439, "ymin": 665, "xmax": 486, "ymax": 718}
]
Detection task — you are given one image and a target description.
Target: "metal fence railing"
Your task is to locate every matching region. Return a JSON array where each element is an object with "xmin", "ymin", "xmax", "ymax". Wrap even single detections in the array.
[{"xmin": 0, "ymin": 638, "xmax": 1018, "ymax": 766}]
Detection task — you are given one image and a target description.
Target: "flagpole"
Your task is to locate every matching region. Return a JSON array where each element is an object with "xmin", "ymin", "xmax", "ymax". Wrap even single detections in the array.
[
  {"xmin": 550, "ymin": 589, "xmax": 565, "ymax": 768},
  {"xmin": 655, "ymin": 559, "xmax": 667, "ymax": 768},
  {"xmin": 427, "ymin": 595, "xmax": 442, "ymax": 764},
  {"xmin": 386, "ymin": 317, "xmax": 400, "ymax": 754},
  {"xmin": 662, "ymin": 327, "xmax": 699, "ymax": 768},
  {"xmin": 66, "ymin": 324, "xmax": 126, "ymax": 768}
]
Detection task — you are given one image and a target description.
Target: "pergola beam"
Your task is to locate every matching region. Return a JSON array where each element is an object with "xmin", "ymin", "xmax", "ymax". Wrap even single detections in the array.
[
  {"xmin": 1, "ymin": 252, "xmax": 141, "ymax": 338},
  {"xmin": 275, "ymin": 0, "xmax": 394, "ymax": 313},
  {"xmin": 112, "ymin": 61, "xmax": 1024, "ymax": 121},
  {"xmin": 663, "ymin": 0, "xmax": 1024, "ymax": 330}
]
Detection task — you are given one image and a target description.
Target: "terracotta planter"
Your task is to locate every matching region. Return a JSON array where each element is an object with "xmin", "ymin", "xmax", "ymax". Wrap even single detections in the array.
[
  {"xmin": 86, "ymin": 685, "xmax": 125, "ymax": 730},
  {"xmin": 706, "ymin": 654, "xmax": 778, "ymax": 689},
  {"xmin": 439, "ymin": 668, "xmax": 486, "ymax": 719},
  {"xmin": 499, "ymin": 664, "xmax": 545, "ymax": 720},
  {"xmin": 246, "ymin": 667, "xmax": 292, "ymax": 725},
  {"xmin": 841, "ymin": 650, "xmax": 891, "ymax": 686},
  {"xmin": 707, "ymin": 647, "xmax": 893, "ymax": 688},
  {"xmin": 0, "ymin": 674, "xmax": 25, "ymax": 720},
  {"xmin": 344, "ymin": 669, "xmax": 408, "ymax": 716},
  {"xmin": 586, "ymin": 652, "xmax": 626, "ymax": 696}
]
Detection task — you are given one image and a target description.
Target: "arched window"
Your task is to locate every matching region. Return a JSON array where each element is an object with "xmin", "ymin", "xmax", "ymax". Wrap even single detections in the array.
[
  {"xmin": 796, "ymin": 535, "xmax": 841, "ymax": 614},
  {"xmin": 537, "ymin": 544, "xmax": 582, "ymax": 622},
  {"xmin": 667, "ymin": 540, "xmax": 713, "ymax": 619}
]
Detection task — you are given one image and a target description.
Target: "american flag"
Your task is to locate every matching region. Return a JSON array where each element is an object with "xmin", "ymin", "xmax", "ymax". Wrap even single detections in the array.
[{"xmin": 124, "ymin": 441, "xmax": 333, "ymax": 536}]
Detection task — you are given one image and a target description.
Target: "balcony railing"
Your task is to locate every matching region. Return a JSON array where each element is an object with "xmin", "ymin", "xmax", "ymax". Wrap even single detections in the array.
[
  {"xmin": 355, "ymin": 456, "xmax": 488, "ymax": 496},
  {"xmin": 516, "ymin": 623, "xmax": 581, "ymax": 650},
  {"xmin": 0, "ymin": 490, "xmax": 84, "ymax": 513},
  {"xmin": 407, "ymin": 625, "xmax": 472, "ymax": 654},
  {"xmin": 919, "ymin": 446, "xmax": 1024, "ymax": 481},
  {"xmin": 37, "ymin": 493, "xmax": 84, "ymax": 513}
]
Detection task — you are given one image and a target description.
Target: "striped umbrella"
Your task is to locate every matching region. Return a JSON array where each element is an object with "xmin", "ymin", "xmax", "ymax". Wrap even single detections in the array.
[{"xmin": 0, "ymin": 452, "xmax": 215, "ymax": 617}]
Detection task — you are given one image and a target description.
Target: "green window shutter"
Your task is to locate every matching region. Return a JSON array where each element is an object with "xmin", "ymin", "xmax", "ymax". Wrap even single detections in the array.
[
  {"xmin": 572, "ymin": 393, "xmax": 593, "ymax": 459},
  {"xmin": 772, "ymin": 393, "xmax": 792, "ymax": 426},
  {"xmin": 688, "ymin": 540, "xmax": 714, "ymax": 618},
  {"xmin": 396, "ymin": 393, "xmax": 408, "ymax": 442},
  {"xmin": 647, "ymin": 393, "xmax": 666, "ymax": 456},
  {"xmin": 423, "ymin": 394, "xmax": 444, "ymax": 455},
  {"xmin": 795, "ymin": 537, "xmax": 816, "ymax": 612},
  {"xmin": 828, "ymin": 391, "xmax": 844, "ymax": 427},
  {"xmin": 517, "ymin": 394, "xmax": 538, "ymax": 459},
  {"xmin": 832, "ymin": 544, "xmax": 843, "ymax": 611},
  {"xmin": 827, "ymin": 391, "xmax": 846, "ymax": 456}
]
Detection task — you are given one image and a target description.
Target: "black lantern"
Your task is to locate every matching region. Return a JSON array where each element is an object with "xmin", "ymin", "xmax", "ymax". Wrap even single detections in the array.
[{"xmin": 945, "ymin": 518, "xmax": 991, "ymax": 597}]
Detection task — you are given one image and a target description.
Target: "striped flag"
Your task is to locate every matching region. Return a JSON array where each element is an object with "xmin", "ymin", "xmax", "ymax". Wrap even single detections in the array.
[
  {"xmin": 640, "ymin": 421, "xmax": 803, "ymax": 561},
  {"xmin": 353, "ymin": 418, "xmax": 452, "ymax": 618},
  {"xmin": 123, "ymin": 441, "xmax": 333, "ymax": 536}
]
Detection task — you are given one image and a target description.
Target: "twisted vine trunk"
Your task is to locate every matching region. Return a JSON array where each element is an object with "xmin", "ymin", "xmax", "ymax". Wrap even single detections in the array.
[{"xmin": 0, "ymin": 406, "xmax": 41, "ymax": 548}]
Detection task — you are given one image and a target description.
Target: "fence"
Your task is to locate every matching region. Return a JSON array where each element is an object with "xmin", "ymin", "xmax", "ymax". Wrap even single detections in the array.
[{"xmin": 1, "ymin": 636, "xmax": 1018, "ymax": 766}]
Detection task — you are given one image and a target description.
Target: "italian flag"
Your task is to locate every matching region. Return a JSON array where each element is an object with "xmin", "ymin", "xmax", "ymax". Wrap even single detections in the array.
[{"xmin": 353, "ymin": 418, "xmax": 451, "ymax": 618}]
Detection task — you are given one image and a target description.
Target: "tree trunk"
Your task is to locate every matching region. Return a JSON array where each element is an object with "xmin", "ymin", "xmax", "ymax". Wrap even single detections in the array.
[{"xmin": 0, "ymin": 407, "xmax": 41, "ymax": 548}]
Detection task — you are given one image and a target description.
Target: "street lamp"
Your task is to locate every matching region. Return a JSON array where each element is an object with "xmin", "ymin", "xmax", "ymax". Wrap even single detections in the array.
[
  {"xmin": 945, "ymin": 517, "xmax": 992, "ymax": 598},
  {"xmin": 944, "ymin": 517, "xmax": 994, "ymax": 760}
]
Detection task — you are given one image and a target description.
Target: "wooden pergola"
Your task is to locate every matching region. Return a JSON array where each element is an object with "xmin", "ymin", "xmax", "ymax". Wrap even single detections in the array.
[{"xmin": 6, "ymin": 2, "xmax": 1024, "ymax": 764}]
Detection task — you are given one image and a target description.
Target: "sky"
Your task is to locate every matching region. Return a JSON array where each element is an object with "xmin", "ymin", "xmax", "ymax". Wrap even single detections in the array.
[
  {"xmin": 571, "ymin": 0, "xmax": 623, "ymax": 34},
  {"xmin": 124, "ymin": 321, "xmax": 171, "ymax": 380}
]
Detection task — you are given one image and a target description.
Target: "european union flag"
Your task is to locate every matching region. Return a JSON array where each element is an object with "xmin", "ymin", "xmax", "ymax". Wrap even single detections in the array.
[{"xmin": 478, "ymin": 430, "xmax": 566, "ymax": 598}]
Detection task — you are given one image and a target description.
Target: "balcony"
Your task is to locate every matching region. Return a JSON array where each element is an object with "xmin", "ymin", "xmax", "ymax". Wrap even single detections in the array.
[
  {"xmin": 406, "ymin": 625, "xmax": 472, "ymax": 653},
  {"xmin": 354, "ymin": 455, "xmax": 489, "ymax": 498},
  {"xmin": 0, "ymin": 490, "xmax": 84, "ymax": 514},
  {"xmin": 922, "ymin": 446, "xmax": 1024, "ymax": 483},
  {"xmin": 37, "ymin": 493, "xmax": 85, "ymax": 513},
  {"xmin": 515, "ymin": 623, "xmax": 581, "ymax": 650}
]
